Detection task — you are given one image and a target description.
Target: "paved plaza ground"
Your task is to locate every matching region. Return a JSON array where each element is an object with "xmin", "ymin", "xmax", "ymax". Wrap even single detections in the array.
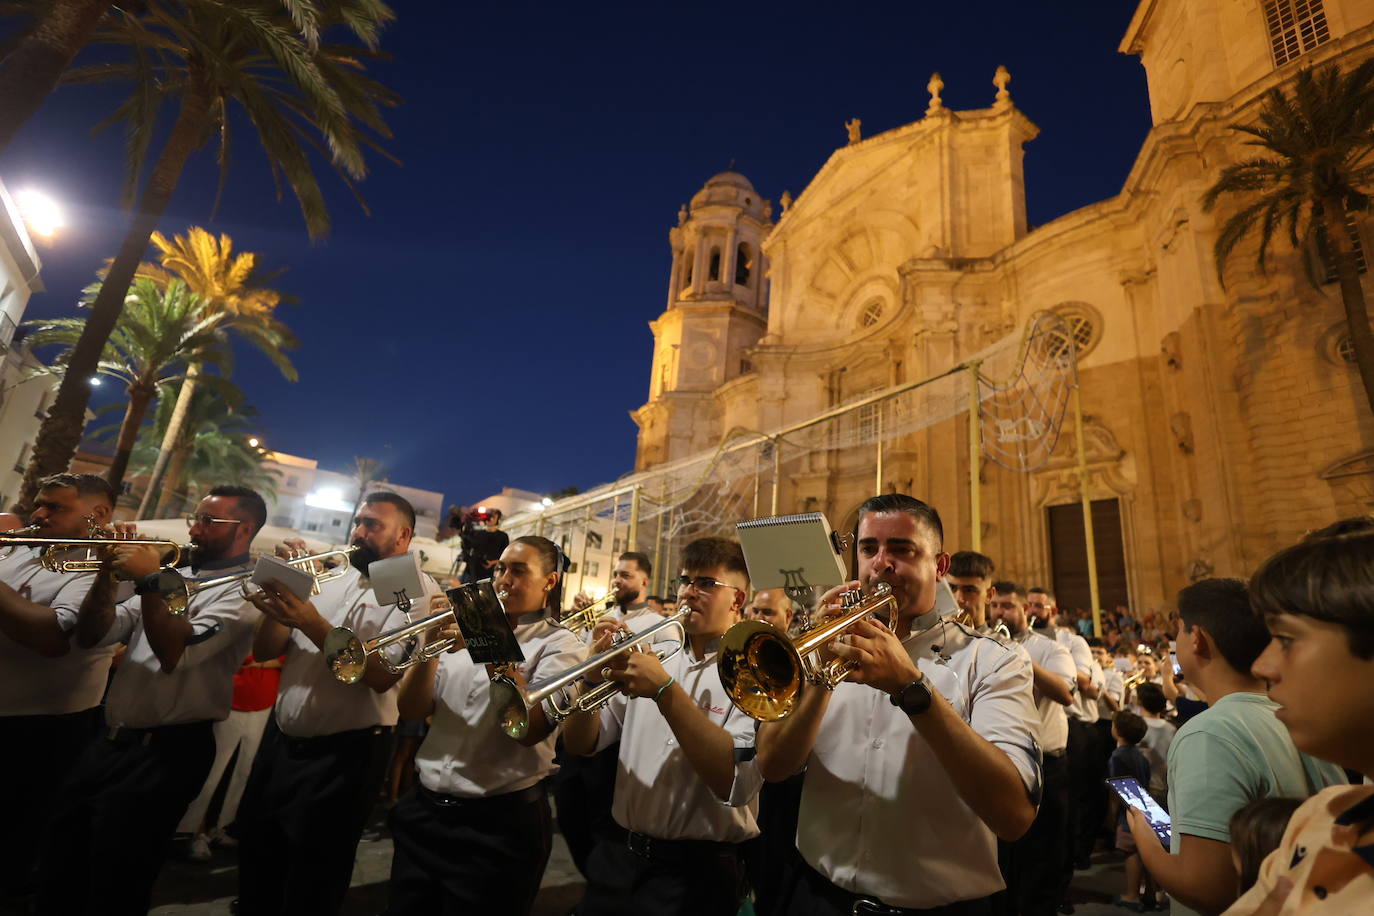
[{"xmin": 144, "ymin": 800, "xmax": 1145, "ymax": 916}]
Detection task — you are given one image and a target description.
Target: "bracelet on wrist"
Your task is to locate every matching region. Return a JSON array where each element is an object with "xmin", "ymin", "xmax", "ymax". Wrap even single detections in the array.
[{"xmin": 652, "ymin": 676, "xmax": 676, "ymax": 702}]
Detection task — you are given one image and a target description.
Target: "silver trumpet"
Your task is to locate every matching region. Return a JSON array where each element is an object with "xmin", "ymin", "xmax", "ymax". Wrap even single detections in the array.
[
  {"xmin": 489, "ymin": 604, "xmax": 691, "ymax": 740},
  {"xmin": 161, "ymin": 545, "xmax": 356, "ymax": 617}
]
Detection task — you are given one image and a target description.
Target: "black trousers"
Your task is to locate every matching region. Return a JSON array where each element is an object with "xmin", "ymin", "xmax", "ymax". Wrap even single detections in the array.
[
  {"xmin": 35, "ymin": 719, "xmax": 216, "ymax": 916},
  {"xmin": 0, "ymin": 707, "xmax": 103, "ymax": 897},
  {"xmin": 579, "ymin": 829, "xmax": 745, "ymax": 916},
  {"xmin": 1069, "ymin": 718, "xmax": 1109, "ymax": 867},
  {"xmin": 387, "ymin": 782, "xmax": 552, "ymax": 916},
  {"xmin": 782, "ymin": 860, "xmax": 993, "ymax": 916},
  {"xmin": 551, "ymin": 738, "xmax": 620, "ymax": 878},
  {"xmin": 998, "ymin": 752, "xmax": 1069, "ymax": 916},
  {"xmin": 236, "ymin": 717, "xmax": 393, "ymax": 916},
  {"xmin": 742, "ymin": 773, "xmax": 805, "ymax": 916}
]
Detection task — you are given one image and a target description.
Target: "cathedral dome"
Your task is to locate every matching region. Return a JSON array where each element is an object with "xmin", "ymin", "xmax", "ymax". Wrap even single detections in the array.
[{"xmin": 689, "ymin": 170, "xmax": 768, "ymax": 220}]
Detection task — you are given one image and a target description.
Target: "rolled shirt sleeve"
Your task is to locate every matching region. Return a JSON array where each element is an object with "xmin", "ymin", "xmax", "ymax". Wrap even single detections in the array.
[{"xmin": 968, "ymin": 641, "xmax": 1043, "ymax": 799}]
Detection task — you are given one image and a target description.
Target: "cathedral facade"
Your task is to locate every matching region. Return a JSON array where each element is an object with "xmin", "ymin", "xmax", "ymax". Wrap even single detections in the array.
[{"xmin": 630, "ymin": 0, "xmax": 1374, "ymax": 614}]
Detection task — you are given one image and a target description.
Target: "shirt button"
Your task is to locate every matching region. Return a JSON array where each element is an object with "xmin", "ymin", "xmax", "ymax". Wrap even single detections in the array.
[
  {"xmin": 1314, "ymin": 887, "xmax": 1327, "ymax": 900},
  {"xmin": 872, "ymin": 738, "xmax": 885, "ymax": 749}
]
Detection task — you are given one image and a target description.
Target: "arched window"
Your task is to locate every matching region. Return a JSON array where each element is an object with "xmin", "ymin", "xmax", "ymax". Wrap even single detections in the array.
[
  {"xmin": 735, "ymin": 243, "xmax": 753, "ymax": 286},
  {"xmin": 708, "ymin": 247, "xmax": 721, "ymax": 282},
  {"xmin": 683, "ymin": 252, "xmax": 693, "ymax": 289}
]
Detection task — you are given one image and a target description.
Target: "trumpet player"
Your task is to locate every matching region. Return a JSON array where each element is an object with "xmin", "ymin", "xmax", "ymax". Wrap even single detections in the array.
[
  {"xmin": 0, "ymin": 474, "xmax": 116, "ymax": 904},
  {"xmin": 569, "ymin": 550, "xmax": 657, "ymax": 632},
  {"xmin": 38, "ymin": 485, "xmax": 266, "ymax": 915},
  {"xmin": 562, "ymin": 536, "xmax": 762, "ymax": 916},
  {"xmin": 235, "ymin": 491, "xmax": 439, "ymax": 916},
  {"xmin": 756, "ymin": 494, "xmax": 1040, "ymax": 915},
  {"xmin": 386, "ymin": 535, "xmax": 584, "ymax": 916}
]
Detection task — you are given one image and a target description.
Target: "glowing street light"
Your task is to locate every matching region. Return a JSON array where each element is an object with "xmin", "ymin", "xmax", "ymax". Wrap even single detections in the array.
[
  {"xmin": 248, "ymin": 437, "xmax": 260, "ymax": 448},
  {"xmin": 15, "ymin": 188, "xmax": 65, "ymax": 239},
  {"xmin": 541, "ymin": 497, "xmax": 554, "ymax": 507},
  {"xmin": 88, "ymin": 376, "xmax": 102, "ymax": 387}
]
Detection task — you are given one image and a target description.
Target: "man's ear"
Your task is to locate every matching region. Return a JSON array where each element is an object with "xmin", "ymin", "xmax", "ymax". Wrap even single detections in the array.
[
  {"xmin": 1188, "ymin": 624, "xmax": 1212, "ymax": 661},
  {"xmin": 935, "ymin": 551, "xmax": 952, "ymax": 578},
  {"xmin": 91, "ymin": 502, "xmax": 114, "ymax": 526}
]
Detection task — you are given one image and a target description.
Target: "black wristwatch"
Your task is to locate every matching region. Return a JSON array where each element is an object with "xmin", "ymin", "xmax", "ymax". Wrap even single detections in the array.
[
  {"xmin": 134, "ymin": 570, "xmax": 172, "ymax": 596},
  {"xmin": 890, "ymin": 678, "xmax": 933, "ymax": 716}
]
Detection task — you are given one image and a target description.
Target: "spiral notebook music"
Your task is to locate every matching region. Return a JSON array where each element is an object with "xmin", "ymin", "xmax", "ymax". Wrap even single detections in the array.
[{"xmin": 735, "ymin": 513, "xmax": 848, "ymax": 598}]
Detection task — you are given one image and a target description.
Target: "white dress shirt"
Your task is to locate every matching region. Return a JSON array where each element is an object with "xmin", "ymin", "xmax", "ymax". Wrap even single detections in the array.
[
  {"xmin": 1081, "ymin": 659, "xmax": 1105, "ymax": 722},
  {"xmin": 1100, "ymin": 667, "xmax": 1125, "ymax": 721},
  {"xmin": 798, "ymin": 614, "xmax": 1041, "ymax": 910},
  {"xmin": 595, "ymin": 634, "xmax": 763, "ymax": 843},
  {"xmin": 101, "ymin": 559, "xmax": 258, "ymax": 729},
  {"xmin": 1013, "ymin": 628, "xmax": 1075, "ymax": 754},
  {"xmin": 1053, "ymin": 626, "xmax": 1095, "ymax": 722},
  {"xmin": 415, "ymin": 610, "xmax": 585, "ymax": 798},
  {"xmin": 0, "ymin": 547, "xmax": 116, "ymax": 716},
  {"xmin": 274, "ymin": 564, "xmax": 442, "ymax": 737}
]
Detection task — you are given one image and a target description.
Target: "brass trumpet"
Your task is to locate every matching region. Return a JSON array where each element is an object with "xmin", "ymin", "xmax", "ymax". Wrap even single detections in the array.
[
  {"xmin": 562, "ymin": 591, "xmax": 617, "ymax": 635},
  {"xmin": 0, "ymin": 523, "xmax": 184, "ymax": 571},
  {"xmin": 718, "ymin": 582, "xmax": 896, "ymax": 722},
  {"xmin": 160, "ymin": 545, "xmax": 356, "ymax": 617},
  {"xmin": 489, "ymin": 604, "xmax": 690, "ymax": 740}
]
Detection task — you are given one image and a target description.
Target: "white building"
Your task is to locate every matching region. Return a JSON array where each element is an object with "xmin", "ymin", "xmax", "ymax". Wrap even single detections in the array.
[{"xmin": 261, "ymin": 450, "xmax": 445, "ymax": 540}]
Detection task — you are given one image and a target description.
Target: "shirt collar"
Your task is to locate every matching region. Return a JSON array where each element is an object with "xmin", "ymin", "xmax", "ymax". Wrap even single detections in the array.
[
  {"xmin": 516, "ymin": 608, "xmax": 550, "ymax": 627},
  {"xmin": 902, "ymin": 606, "xmax": 942, "ymax": 641},
  {"xmin": 687, "ymin": 635, "xmax": 722, "ymax": 663},
  {"xmin": 618, "ymin": 601, "xmax": 649, "ymax": 614},
  {"xmin": 191, "ymin": 552, "xmax": 251, "ymax": 574},
  {"xmin": 1335, "ymin": 788, "xmax": 1374, "ymax": 867}
]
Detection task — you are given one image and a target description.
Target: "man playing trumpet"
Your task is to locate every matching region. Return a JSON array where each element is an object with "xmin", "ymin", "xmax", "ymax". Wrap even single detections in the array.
[{"xmin": 756, "ymin": 494, "xmax": 1041, "ymax": 914}]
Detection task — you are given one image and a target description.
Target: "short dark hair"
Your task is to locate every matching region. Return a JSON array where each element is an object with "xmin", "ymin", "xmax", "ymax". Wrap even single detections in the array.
[
  {"xmin": 949, "ymin": 550, "xmax": 995, "ymax": 580},
  {"xmin": 1112, "ymin": 711, "xmax": 1147, "ymax": 745},
  {"xmin": 38, "ymin": 473, "xmax": 114, "ymax": 507},
  {"xmin": 682, "ymin": 536, "xmax": 748, "ymax": 587},
  {"xmin": 1249, "ymin": 530, "xmax": 1374, "ymax": 660},
  {"xmin": 1305, "ymin": 516, "xmax": 1374, "ymax": 539},
  {"xmin": 363, "ymin": 491, "xmax": 416, "ymax": 531},
  {"xmin": 511, "ymin": 534, "xmax": 564, "ymax": 611},
  {"xmin": 1229, "ymin": 797, "xmax": 1302, "ymax": 895},
  {"xmin": 1135, "ymin": 682, "xmax": 1167, "ymax": 716},
  {"xmin": 208, "ymin": 484, "xmax": 266, "ymax": 535},
  {"xmin": 991, "ymin": 580, "xmax": 1026, "ymax": 600},
  {"xmin": 851, "ymin": 494, "xmax": 944, "ymax": 572},
  {"xmin": 1086, "ymin": 637, "xmax": 1105, "ymax": 648},
  {"xmin": 1178, "ymin": 578, "xmax": 1272, "ymax": 673},
  {"xmin": 1028, "ymin": 586, "xmax": 1054, "ymax": 604},
  {"xmin": 619, "ymin": 551, "xmax": 652, "ymax": 577}
]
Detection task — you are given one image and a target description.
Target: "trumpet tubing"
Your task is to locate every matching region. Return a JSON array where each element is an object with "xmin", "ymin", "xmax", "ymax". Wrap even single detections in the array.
[
  {"xmin": 164, "ymin": 544, "xmax": 357, "ymax": 617},
  {"xmin": 562, "ymin": 592, "xmax": 616, "ymax": 634}
]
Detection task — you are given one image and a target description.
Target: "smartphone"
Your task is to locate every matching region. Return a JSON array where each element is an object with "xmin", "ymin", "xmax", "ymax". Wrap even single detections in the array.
[
  {"xmin": 1170, "ymin": 653, "xmax": 1181, "ymax": 676},
  {"xmin": 1106, "ymin": 776, "xmax": 1171, "ymax": 847}
]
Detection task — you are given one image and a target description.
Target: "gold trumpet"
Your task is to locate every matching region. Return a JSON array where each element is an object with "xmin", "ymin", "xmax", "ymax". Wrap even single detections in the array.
[
  {"xmin": 0, "ymin": 527, "xmax": 186, "ymax": 573},
  {"xmin": 1123, "ymin": 670, "xmax": 1149, "ymax": 691},
  {"xmin": 718, "ymin": 582, "xmax": 896, "ymax": 722},
  {"xmin": 489, "ymin": 604, "xmax": 690, "ymax": 740},
  {"xmin": 160, "ymin": 545, "xmax": 356, "ymax": 617},
  {"xmin": 561, "ymin": 591, "xmax": 617, "ymax": 635}
]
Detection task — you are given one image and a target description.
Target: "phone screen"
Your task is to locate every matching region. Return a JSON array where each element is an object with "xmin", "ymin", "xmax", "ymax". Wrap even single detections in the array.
[
  {"xmin": 1170, "ymin": 653, "xmax": 1181, "ymax": 676},
  {"xmin": 1106, "ymin": 776, "xmax": 1171, "ymax": 847}
]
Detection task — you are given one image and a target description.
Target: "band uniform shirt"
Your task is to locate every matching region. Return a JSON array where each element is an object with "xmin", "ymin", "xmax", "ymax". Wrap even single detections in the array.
[
  {"xmin": 798, "ymin": 614, "xmax": 1042, "ymax": 910},
  {"xmin": 273, "ymin": 564, "xmax": 441, "ymax": 738},
  {"xmin": 1082, "ymin": 658, "xmax": 1105, "ymax": 722},
  {"xmin": 1100, "ymin": 666, "xmax": 1125, "ymax": 721},
  {"xmin": 595, "ymin": 635, "xmax": 763, "ymax": 844},
  {"xmin": 1013, "ymin": 628, "xmax": 1075, "ymax": 754},
  {"xmin": 100, "ymin": 557, "xmax": 257, "ymax": 729},
  {"xmin": 414, "ymin": 609, "xmax": 584, "ymax": 798},
  {"xmin": 580, "ymin": 601, "xmax": 660, "ymax": 645},
  {"xmin": 0, "ymin": 547, "xmax": 115, "ymax": 716},
  {"xmin": 1054, "ymin": 626, "xmax": 1095, "ymax": 722}
]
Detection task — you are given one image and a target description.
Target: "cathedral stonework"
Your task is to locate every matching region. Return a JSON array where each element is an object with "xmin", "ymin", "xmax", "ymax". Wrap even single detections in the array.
[{"xmin": 632, "ymin": 0, "xmax": 1374, "ymax": 614}]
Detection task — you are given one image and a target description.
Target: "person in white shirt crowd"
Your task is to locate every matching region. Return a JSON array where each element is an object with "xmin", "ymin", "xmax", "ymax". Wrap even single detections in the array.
[
  {"xmin": 562, "ymin": 536, "xmax": 762, "ymax": 916},
  {"xmin": 988, "ymin": 579, "xmax": 1076, "ymax": 916},
  {"xmin": 387, "ymin": 535, "xmax": 584, "ymax": 915},
  {"xmin": 556, "ymin": 552, "xmax": 659, "ymax": 880},
  {"xmin": 1134, "ymin": 683, "xmax": 1175, "ymax": 804},
  {"xmin": 38, "ymin": 485, "xmax": 266, "ymax": 915},
  {"xmin": 234, "ymin": 491, "xmax": 441, "ymax": 916},
  {"xmin": 946, "ymin": 549, "xmax": 998, "ymax": 634},
  {"xmin": 0, "ymin": 474, "xmax": 117, "ymax": 904},
  {"xmin": 1126, "ymin": 578, "xmax": 1348, "ymax": 916},
  {"xmin": 757, "ymin": 494, "xmax": 1040, "ymax": 915}
]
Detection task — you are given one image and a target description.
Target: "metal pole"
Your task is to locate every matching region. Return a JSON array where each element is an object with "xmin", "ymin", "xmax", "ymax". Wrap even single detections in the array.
[
  {"xmin": 606, "ymin": 495, "xmax": 619, "ymax": 595},
  {"xmin": 1072, "ymin": 381, "xmax": 1102, "ymax": 638},
  {"xmin": 770, "ymin": 437, "xmax": 781, "ymax": 515},
  {"xmin": 628, "ymin": 485, "xmax": 640, "ymax": 553},
  {"xmin": 577, "ymin": 504, "xmax": 591, "ymax": 600},
  {"xmin": 652, "ymin": 509, "xmax": 664, "ymax": 597},
  {"xmin": 875, "ymin": 401, "xmax": 884, "ymax": 494},
  {"xmin": 751, "ymin": 447, "xmax": 761, "ymax": 519},
  {"xmin": 968, "ymin": 361, "xmax": 982, "ymax": 552}
]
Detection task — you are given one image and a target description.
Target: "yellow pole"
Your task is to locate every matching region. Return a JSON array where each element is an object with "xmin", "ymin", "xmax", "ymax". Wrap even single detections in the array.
[
  {"xmin": 771, "ymin": 437, "xmax": 781, "ymax": 515},
  {"xmin": 628, "ymin": 485, "xmax": 640, "ymax": 552},
  {"xmin": 1072, "ymin": 381, "xmax": 1103, "ymax": 638},
  {"xmin": 875, "ymin": 402, "xmax": 884, "ymax": 494},
  {"xmin": 968, "ymin": 361, "xmax": 982, "ymax": 553},
  {"xmin": 577, "ymin": 504, "xmax": 591, "ymax": 601},
  {"xmin": 652, "ymin": 509, "xmax": 664, "ymax": 597}
]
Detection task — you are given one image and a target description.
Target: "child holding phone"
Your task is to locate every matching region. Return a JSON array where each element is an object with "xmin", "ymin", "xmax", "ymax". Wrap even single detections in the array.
[{"xmin": 1109, "ymin": 712, "xmax": 1157, "ymax": 912}]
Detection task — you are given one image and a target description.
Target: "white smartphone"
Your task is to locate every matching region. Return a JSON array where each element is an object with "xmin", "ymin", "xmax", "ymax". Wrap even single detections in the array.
[
  {"xmin": 250, "ymin": 555, "xmax": 316, "ymax": 601},
  {"xmin": 1106, "ymin": 776, "xmax": 1171, "ymax": 847}
]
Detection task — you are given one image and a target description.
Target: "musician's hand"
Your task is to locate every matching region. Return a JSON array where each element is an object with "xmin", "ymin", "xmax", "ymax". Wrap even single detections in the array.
[
  {"xmin": 571, "ymin": 591, "xmax": 593, "ymax": 611},
  {"xmin": 585, "ymin": 619, "xmax": 630, "ymax": 683},
  {"xmin": 812, "ymin": 579, "xmax": 861, "ymax": 668},
  {"xmin": 430, "ymin": 621, "xmax": 465, "ymax": 654},
  {"xmin": 248, "ymin": 580, "xmax": 323, "ymax": 631},
  {"xmin": 607, "ymin": 645, "xmax": 671, "ymax": 699},
  {"xmin": 112, "ymin": 543, "xmax": 163, "ymax": 580},
  {"xmin": 829, "ymin": 616, "xmax": 922, "ymax": 696},
  {"xmin": 276, "ymin": 538, "xmax": 309, "ymax": 561}
]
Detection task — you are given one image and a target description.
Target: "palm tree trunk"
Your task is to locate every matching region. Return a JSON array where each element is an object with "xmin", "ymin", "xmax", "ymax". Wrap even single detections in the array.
[
  {"xmin": 106, "ymin": 383, "xmax": 154, "ymax": 496},
  {"xmin": 13, "ymin": 74, "xmax": 212, "ymax": 513},
  {"xmin": 137, "ymin": 363, "xmax": 199, "ymax": 519},
  {"xmin": 0, "ymin": 0, "xmax": 110, "ymax": 152},
  {"xmin": 1323, "ymin": 200, "xmax": 1374, "ymax": 418},
  {"xmin": 161, "ymin": 444, "xmax": 194, "ymax": 517}
]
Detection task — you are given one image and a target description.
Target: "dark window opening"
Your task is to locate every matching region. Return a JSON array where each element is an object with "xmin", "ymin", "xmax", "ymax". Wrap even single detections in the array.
[
  {"xmin": 708, "ymin": 248, "xmax": 721, "ymax": 282},
  {"xmin": 736, "ymin": 244, "xmax": 753, "ymax": 286}
]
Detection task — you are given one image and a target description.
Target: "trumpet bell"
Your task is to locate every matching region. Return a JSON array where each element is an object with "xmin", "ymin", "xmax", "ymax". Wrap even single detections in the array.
[
  {"xmin": 325, "ymin": 627, "xmax": 369, "ymax": 684},
  {"xmin": 718, "ymin": 620, "xmax": 805, "ymax": 722}
]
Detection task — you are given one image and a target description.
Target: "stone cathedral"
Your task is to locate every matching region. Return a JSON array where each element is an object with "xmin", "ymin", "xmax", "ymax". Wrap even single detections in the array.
[{"xmin": 630, "ymin": 0, "xmax": 1374, "ymax": 614}]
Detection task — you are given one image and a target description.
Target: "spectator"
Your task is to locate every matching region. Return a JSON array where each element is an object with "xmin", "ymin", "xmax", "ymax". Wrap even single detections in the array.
[
  {"xmin": 1109, "ymin": 711, "xmax": 1155, "ymax": 912},
  {"xmin": 1135, "ymin": 683, "xmax": 1176, "ymax": 803},
  {"xmin": 1226, "ymin": 798, "xmax": 1301, "ymax": 897},
  {"xmin": 1126, "ymin": 579, "xmax": 1347, "ymax": 916},
  {"xmin": 645, "ymin": 595, "xmax": 665, "ymax": 615},
  {"xmin": 745, "ymin": 588, "xmax": 795, "ymax": 633}
]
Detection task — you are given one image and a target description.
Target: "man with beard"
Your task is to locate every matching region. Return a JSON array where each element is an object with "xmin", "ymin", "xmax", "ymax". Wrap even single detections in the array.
[
  {"xmin": 235, "ymin": 490, "xmax": 441, "ymax": 916},
  {"xmin": 757, "ymin": 494, "xmax": 1040, "ymax": 914},
  {"xmin": 37, "ymin": 485, "xmax": 265, "ymax": 915},
  {"xmin": 557, "ymin": 552, "xmax": 658, "ymax": 880},
  {"xmin": 563, "ymin": 537, "xmax": 763, "ymax": 916},
  {"xmin": 0, "ymin": 474, "xmax": 117, "ymax": 906}
]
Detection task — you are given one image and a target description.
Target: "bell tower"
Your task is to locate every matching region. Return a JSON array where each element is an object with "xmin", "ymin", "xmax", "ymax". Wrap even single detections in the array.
[{"xmin": 633, "ymin": 171, "xmax": 773, "ymax": 469}]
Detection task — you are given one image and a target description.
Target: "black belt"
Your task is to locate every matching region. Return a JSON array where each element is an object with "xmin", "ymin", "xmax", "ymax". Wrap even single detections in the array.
[
  {"xmin": 1044, "ymin": 747, "xmax": 1067, "ymax": 759},
  {"xmin": 610, "ymin": 825, "xmax": 743, "ymax": 863},
  {"xmin": 416, "ymin": 781, "xmax": 545, "ymax": 809},
  {"xmin": 106, "ymin": 720, "xmax": 211, "ymax": 747},
  {"xmin": 800, "ymin": 861, "xmax": 984, "ymax": 915},
  {"xmin": 278, "ymin": 723, "xmax": 392, "ymax": 754}
]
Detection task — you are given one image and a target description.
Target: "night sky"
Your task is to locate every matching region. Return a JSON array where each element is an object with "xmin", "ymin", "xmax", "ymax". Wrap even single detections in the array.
[{"xmin": 1, "ymin": 2, "xmax": 1152, "ymax": 506}]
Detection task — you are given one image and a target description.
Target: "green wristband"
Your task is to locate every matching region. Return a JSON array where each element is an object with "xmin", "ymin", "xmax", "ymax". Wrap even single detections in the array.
[{"xmin": 652, "ymin": 676, "xmax": 676, "ymax": 702}]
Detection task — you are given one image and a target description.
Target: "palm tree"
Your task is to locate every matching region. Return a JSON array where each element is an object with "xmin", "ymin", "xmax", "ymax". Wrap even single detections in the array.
[
  {"xmin": 21, "ymin": 277, "xmax": 227, "ymax": 492},
  {"xmin": 0, "ymin": 0, "xmax": 110, "ymax": 152},
  {"xmin": 1204, "ymin": 58, "xmax": 1374, "ymax": 416},
  {"xmin": 131, "ymin": 227, "xmax": 298, "ymax": 518},
  {"xmin": 14, "ymin": 0, "xmax": 397, "ymax": 512},
  {"xmin": 347, "ymin": 455, "xmax": 386, "ymax": 528}
]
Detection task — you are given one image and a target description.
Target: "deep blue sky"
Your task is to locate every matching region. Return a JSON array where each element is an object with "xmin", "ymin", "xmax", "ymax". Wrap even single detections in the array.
[{"xmin": 1, "ymin": 2, "xmax": 1152, "ymax": 506}]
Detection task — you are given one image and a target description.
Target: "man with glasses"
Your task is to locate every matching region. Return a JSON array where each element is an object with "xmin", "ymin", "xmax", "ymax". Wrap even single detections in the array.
[
  {"xmin": 38, "ymin": 484, "xmax": 266, "ymax": 915},
  {"xmin": 563, "ymin": 536, "xmax": 763, "ymax": 916},
  {"xmin": 0, "ymin": 474, "xmax": 117, "ymax": 906},
  {"xmin": 235, "ymin": 490, "xmax": 441, "ymax": 916}
]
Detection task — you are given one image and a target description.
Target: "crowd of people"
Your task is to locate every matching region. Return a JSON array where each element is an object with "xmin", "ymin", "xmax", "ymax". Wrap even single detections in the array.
[{"xmin": 0, "ymin": 475, "xmax": 1371, "ymax": 916}]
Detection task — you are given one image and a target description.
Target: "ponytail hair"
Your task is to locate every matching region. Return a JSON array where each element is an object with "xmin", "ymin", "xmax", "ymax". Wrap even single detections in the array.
[{"xmin": 512, "ymin": 535, "xmax": 567, "ymax": 613}]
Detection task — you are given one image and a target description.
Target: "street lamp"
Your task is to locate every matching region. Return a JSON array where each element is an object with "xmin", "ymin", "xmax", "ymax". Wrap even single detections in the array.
[
  {"xmin": 248, "ymin": 437, "xmax": 260, "ymax": 448},
  {"xmin": 15, "ymin": 188, "xmax": 64, "ymax": 239}
]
